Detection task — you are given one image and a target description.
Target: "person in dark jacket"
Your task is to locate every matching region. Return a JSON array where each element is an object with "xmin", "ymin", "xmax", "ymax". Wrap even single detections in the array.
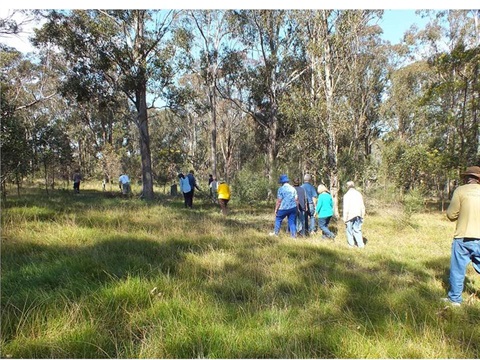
[{"xmin": 186, "ymin": 170, "xmax": 201, "ymax": 208}]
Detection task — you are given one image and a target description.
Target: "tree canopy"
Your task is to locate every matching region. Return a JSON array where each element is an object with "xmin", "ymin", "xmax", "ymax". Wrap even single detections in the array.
[{"xmin": 1, "ymin": 9, "xmax": 479, "ymax": 203}]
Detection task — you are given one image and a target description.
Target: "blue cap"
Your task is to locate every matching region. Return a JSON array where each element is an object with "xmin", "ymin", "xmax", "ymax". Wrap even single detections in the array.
[{"xmin": 279, "ymin": 174, "xmax": 289, "ymax": 184}]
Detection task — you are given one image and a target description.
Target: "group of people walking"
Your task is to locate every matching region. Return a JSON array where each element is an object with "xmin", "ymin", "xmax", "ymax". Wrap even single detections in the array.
[
  {"xmin": 71, "ymin": 164, "xmax": 479, "ymax": 306},
  {"xmin": 270, "ymin": 173, "xmax": 366, "ymax": 248},
  {"xmin": 178, "ymin": 170, "xmax": 231, "ymax": 215}
]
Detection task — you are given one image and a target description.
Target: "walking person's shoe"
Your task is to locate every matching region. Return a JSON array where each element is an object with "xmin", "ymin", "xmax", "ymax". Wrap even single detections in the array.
[
  {"xmin": 441, "ymin": 297, "xmax": 461, "ymax": 307},
  {"xmin": 269, "ymin": 232, "xmax": 278, "ymax": 237}
]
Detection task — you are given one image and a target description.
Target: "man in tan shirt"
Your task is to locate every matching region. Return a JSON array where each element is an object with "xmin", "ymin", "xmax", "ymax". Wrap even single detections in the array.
[{"xmin": 443, "ymin": 166, "xmax": 480, "ymax": 306}]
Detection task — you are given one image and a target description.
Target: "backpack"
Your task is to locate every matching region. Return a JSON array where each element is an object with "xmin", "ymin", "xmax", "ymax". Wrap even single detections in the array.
[{"xmin": 180, "ymin": 177, "xmax": 192, "ymax": 193}]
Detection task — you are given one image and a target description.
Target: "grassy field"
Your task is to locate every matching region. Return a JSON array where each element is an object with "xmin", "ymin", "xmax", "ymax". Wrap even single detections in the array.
[{"xmin": 1, "ymin": 183, "xmax": 479, "ymax": 358}]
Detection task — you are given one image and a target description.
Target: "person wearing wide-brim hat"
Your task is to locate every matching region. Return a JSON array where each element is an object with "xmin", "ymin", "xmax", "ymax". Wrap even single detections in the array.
[
  {"xmin": 269, "ymin": 174, "xmax": 298, "ymax": 238},
  {"xmin": 315, "ymin": 184, "xmax": 335, "ymax": 240},
  {"xmin": 443, "ymin": 165, "xmax": 480, "ymax": 307}
]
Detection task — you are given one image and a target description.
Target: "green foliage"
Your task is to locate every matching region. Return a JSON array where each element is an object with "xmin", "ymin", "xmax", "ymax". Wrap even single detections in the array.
[
  {"xmin": 399, "ymin": 187, "xmax": 426, "ymax": 228},
  {"xmin": 382, "ymin": 139, "xmax": 445, "ymax": 193},
  {"xmin": 231, "ymin": 166, "xmax": 270, "ymax": 203},
  {"xmin": 0, "ymin": 110, "xmax": 31, "ymax": 187}
]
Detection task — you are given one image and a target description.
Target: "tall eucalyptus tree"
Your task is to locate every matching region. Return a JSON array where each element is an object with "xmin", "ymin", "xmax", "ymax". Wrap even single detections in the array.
[
  {"xmin": 184, "ymin": 10, "xmax": 237, "ymax": 178},
  {"xmin": 406, "ymin": 10, "xmax": 479, "ymax": 171},
  {"xmin": 296, "ymin": 10, "xmax": 385, "ymax": 215},
  {"xmin": 33, "ymin": 10, "xmax": 181, "ymax": 199},
  {"xmin": 227, "ymin": 10, "xmax": 302, "ymax": 187}
]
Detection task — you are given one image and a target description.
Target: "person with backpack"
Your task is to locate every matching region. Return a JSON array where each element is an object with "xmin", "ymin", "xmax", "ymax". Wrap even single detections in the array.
[{"xmin": 178, "ymin": 173, "xmax": 192, "ymax": 208}]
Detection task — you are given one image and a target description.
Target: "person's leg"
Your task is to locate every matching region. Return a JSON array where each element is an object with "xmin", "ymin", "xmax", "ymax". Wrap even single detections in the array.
[
  {"xmin": 319, "ymin": 216, "xmax": 335, "ymax": 238},
  {"xmin": 287, "ymin": 208, "xmax": 297, "ymax": 238},
  {"xmin": 304, "ymin": 211, "xmax": 310, "ymax": 235},
  {"xmin": 447, "ymin": 239, "xmax": 474, "ymax": 303},
  {"xmin": 297, "ymin": 210, "xmax": 305, "ymax": 236},
  {"xmin": 186, "ymin": 191, "xmax": 193, "ymax": 208},
  {"xmin": 465, "ymin": 239, "xmax": 480, "ymax": 274},
  {"xmin": 352, "ymin": 217, "xmax": 364, "ymax": 247},
  {"xmin": 345, "ymin": 220, "xmax": 355, "ymax": 247},
  {"xmin": 219, "ymin": 199, "xmax": 227, "ymax": 215},
  {"xmin": 183, "ymin": 193, "xmax": 188, "ymax": 208},
  {"xmin": 308, "ymin": 206, "xmax": 316, "ymax": 234},
  {"xmin": 274, "ymin": 209, "xmax": 288, "ymax": 235},
  {"xmin": 224, "ymin": 199, "xmax": 229, "ymax": 215}
]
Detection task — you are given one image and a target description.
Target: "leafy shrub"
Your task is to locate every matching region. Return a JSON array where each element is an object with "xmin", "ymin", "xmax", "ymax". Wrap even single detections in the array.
[
  {"xmin": 399, "ymin": 188, "xmax": 426, "ymax": 228},
  {"xmin": 231, "ymin": 167, "xmax": 271, "ymax": 203}
]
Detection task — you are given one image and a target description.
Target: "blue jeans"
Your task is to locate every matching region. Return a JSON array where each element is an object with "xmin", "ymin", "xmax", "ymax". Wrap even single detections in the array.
[
  {"xmin": 305, "ymin": 203, "xmax": 316, "ymax": 234},
  {"xmin": 297, "ymin": 209, "xmax": 306, "ymax": 236},
  {"xmin": 346, "ymin": 216, "xmax": 364, "ymax": 248},
  {"xmin": 274, "ymin": 207, "xmax": 297, "ymax": 238},
  {"xmin": 447, "ymin": 238, "xmax": 480, "ymax": 303},
  {"xmin": 318, "ymin": 216, "xmax": 335, "ymax": 238}
]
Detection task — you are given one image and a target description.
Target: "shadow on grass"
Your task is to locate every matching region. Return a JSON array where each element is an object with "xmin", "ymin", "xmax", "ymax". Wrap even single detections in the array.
[{"xmin": 2, "ymin": 188, "xmax": 479, "ymax": 358}]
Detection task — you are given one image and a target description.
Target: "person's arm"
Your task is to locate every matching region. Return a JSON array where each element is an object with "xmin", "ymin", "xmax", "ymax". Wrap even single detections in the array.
[
  {"xmin": 446, "ymin": 189, "xmax": 460, "ymax": 221},
  {"xmin": 315, "ymin": 196, "xmax": 321, "ymax": 216},
  {"xmin": 195, "ymin": 178, "xmax": 201, "ymax": 191},
  {"xmin": 274, "ymin": 198, "xmax": 282, "ymax": 214}
]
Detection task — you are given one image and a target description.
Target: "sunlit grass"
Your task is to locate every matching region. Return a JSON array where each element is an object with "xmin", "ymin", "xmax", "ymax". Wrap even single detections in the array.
[{"xmin": 1, "ymin": 184, "xmax": 479, "ymax": 358}]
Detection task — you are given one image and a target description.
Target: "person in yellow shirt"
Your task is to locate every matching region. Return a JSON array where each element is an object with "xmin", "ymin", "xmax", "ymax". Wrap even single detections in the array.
[
  {"xmin": 217, "ymin": 179, "xmax": 231, "ymax": 216},
  {"xmin": 443, "ymin": 165, "xmax": 480, "ymax": 306}
]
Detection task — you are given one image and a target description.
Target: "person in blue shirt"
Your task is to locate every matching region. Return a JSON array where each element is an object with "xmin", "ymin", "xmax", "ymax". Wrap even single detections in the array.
[
  {"xmin": 270, "ymin": 174, "xmax": 298, "ymax": 238},
  {"xmin": 315, "ymin": 184, "xmax": 335, "ymax": 239}
]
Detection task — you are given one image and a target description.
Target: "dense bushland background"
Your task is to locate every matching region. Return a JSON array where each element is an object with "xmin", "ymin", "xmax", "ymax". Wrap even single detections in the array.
[
  {"xmin": 1, "ymin": 10, "xmax": 479, "ymax": 208},
  {"xmin": 1, "ymin": 182, "xmax": 479, "ymax": 358}
]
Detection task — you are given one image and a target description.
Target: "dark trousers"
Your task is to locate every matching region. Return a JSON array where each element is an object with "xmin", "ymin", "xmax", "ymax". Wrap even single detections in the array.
[
  {"xmin": 219, "ymin": 199, "xmax": 229, "ymax": 215},
  {"xmin": 73, "ymin": 182, "xmax": 80, "ymax": 193},
  {"xmin": 184, "ymin": 190, "xmax": 194, "ymax": 208}
]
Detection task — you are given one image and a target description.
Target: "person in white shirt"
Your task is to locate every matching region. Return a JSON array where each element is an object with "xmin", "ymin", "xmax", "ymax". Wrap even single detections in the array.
[
  {"xmin": 342, "ymin": 181, "xmax": 366, "ymax": 248},
  {"xmin": 118, "ymin": 173, "xmax": 131, "ymax": 195}
]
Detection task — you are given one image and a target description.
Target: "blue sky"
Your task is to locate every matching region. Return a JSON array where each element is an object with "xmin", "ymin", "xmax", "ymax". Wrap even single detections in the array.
[
  {"xmin": 380, "ymin": 10, "xmax": 430, "ymax": 44},
  {"xmin": 0, "ymin": 9, "xmax": 432, "ymax": 53}
]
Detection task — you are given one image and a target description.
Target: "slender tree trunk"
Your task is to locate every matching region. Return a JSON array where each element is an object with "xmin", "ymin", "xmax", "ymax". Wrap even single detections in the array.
[
  {"xmin": 472, "ymin": 63, "xmax": 479, "ymax": 161},
  {"xmin": 209, "ymin": 84, "xmax": 218, "ymax": 177},
  {"xmin": 266, "ymin": 105, "xmax": 278, "ymax": 198},
  {"xmin": 44, "ymin": 160, "xmax": 49, "ymax": 195},
  {"xmin": 137, "ymin": 88, "xmax": 154, "ymax": 200},
  {"xmin": 322, "ymin": 10, "xmax": 340, "ymax": 218}
]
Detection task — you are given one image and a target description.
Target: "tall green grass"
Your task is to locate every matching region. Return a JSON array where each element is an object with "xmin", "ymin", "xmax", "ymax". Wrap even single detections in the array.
[{"xmin": 1, "ymin": 184, "xmax": 479, "ymax": 358}]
